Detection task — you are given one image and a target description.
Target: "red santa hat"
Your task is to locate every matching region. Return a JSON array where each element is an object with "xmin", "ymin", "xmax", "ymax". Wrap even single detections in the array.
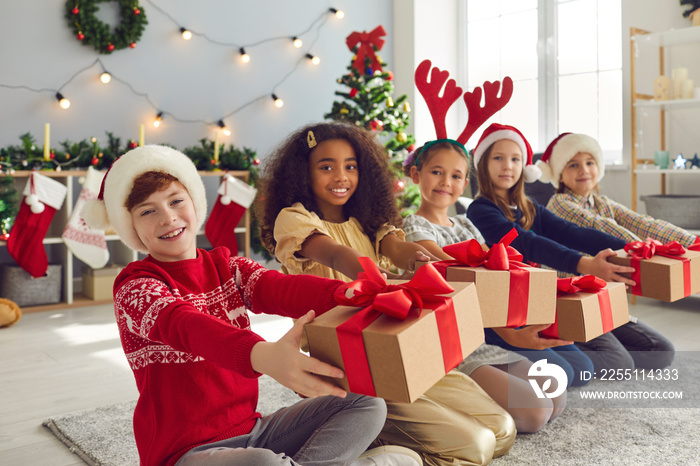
[
  {"xmin": 536, "ymin": 133, "xmax": 604, "ymax": 188},
  {"xmin": 81, "ymin": 145, "xmax": 207, "ymax": 254},
  {"xmin": 472, "ymin": 123, "xmax": 541, "ymax": 183}
]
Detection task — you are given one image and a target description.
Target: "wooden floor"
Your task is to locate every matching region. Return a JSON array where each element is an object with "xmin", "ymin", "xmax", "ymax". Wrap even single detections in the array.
[{"xmin": 1, "ymin": 292, "xmax": 698, "ymax": 464}]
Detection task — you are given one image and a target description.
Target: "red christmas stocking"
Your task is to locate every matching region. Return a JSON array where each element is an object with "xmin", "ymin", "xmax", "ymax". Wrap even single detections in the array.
[
  {"xmin": 205, "ymin": 174, "xmax": 257, "ymax": 255},
  {"xmin": 7, "ymin": 172, "xmax": 67, "ymax": 278}
]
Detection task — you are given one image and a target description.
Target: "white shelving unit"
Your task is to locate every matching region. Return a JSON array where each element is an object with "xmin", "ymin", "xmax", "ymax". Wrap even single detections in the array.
[
  {"xmin": 630, "ymin": 26, "xmax": 700, "ymax": 212},
  {"xmin": 1, "ymin": 170, "xmax": 250, "ymax": 312}
]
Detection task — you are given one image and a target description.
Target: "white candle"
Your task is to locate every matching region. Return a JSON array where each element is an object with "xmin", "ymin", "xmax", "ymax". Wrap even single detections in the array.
[
  {"xmin": 43, "ymin": 123, "xmax": 50, "ymax": 161},
  {"xmin": 214, "ymin": 131, "xmax": 220, "ymax": 163},
  {"xmin": 682, "ymin": 79, "xmax": 695, "ymax": 99},
  {"xmin": 138, "ymin": 124, "xmax": 145, "ymax": 147}
]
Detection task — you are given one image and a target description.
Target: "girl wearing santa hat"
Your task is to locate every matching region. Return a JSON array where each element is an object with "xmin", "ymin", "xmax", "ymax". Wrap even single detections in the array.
[
  {"xmin": 539, "ymin": 132, "xmax": 698, "ymax": 247},
  {"xmin": 467, "ymin": 124, "xmax": 674, "ymax": 374}
]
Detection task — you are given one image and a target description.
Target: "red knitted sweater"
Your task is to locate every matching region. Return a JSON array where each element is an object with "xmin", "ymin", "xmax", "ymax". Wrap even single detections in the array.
[{"xmin": 113, "ymin": 247, "xmax": 341, "ymax": 466}]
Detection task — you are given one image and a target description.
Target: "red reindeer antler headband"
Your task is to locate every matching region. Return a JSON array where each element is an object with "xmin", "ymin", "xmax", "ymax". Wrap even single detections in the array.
[{"xmin": 410, "ymin": 59, "xmax": 513, "ymax": 164}]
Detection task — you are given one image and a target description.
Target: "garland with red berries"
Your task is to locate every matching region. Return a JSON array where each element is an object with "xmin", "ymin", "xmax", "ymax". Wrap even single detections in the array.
[{"xmin": 65, "ymin": 0, "xmax": 147, "ymax": 54}]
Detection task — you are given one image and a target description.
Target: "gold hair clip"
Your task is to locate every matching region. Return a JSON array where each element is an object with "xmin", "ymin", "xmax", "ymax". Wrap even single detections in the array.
[{"xmin": 307, "ymin": 130, "xmax": 317, "ymax": 148}]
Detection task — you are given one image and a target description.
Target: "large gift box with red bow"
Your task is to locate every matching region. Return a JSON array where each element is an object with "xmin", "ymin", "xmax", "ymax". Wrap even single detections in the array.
[
  {"xmin": 607, "ymin": 239, "xmax": 700, "ymax": 302},
  {"xmin": 304, "ymin": 258, "xmax": 484, "ymax": 403},
  {"xmin": 429, "ymin": 229, "xmax": 557, "ymax": 328},
  {"xmin": 540, "ymin": 276, "xmax": 629, "ymax": 342}
]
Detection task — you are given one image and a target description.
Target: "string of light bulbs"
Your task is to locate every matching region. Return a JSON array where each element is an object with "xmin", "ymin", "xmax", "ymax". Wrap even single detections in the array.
[{"xmin": 0, "ymin": 2, "xmax": 345, "ymax": 136}]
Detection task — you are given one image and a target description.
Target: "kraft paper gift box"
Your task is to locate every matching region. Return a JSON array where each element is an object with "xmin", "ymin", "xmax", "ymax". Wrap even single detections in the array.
[
  {"xmin": 82, "ymin": 264, "xmax": 123, "ymax": 301},
  {"xmin": 607, "ymin": 239, "xmax": 700, "ymax": 302},
  {"xmin": 540, "ymin": 276, "xmax": 629, "ymax": 343},
  {"xmin": 425, "ymin": 229, "xmax": 557, "ymax": 328},
  {"xmin": 305, "ymin": 258, "xmax": 484, "ymax": 403}
]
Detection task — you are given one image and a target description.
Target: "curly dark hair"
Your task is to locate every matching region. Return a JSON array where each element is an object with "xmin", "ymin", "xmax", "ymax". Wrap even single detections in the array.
[{"xmin": 256, "ymin": 121, "xmax": 401, "ymax": 255}]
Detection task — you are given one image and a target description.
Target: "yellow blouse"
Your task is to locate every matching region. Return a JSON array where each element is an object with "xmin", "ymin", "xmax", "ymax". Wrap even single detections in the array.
[{"xmin": 273, "ymin": 202, "xmax": 404, "ymax": 282}]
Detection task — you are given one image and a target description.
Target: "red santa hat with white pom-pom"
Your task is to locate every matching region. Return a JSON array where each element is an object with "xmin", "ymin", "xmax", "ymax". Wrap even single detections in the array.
[
  {"xmin": 81, "ymin": 145, "xmax": 207, "ymax": 254},
  {"xmin": 536, "ymin": 132, "xmax": 604, "ymax": 188},
  {"xmin": 472, "ymin": 123, "xmax": 542, "ymax": 183}
]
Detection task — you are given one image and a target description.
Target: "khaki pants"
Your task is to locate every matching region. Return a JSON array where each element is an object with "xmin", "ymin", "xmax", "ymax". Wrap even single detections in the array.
[{"xmin": 374, "ymin": 370, "xmax": 516, "ymax": 466}]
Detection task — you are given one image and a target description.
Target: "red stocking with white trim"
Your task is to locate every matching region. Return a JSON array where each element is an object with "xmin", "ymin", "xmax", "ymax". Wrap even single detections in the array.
[{"xmin": 205, "ymin": 174, "xmax": 257, "ymax": 255}]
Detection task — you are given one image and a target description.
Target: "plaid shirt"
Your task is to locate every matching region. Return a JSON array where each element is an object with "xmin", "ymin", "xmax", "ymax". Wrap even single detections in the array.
[{"xmin": 546, "ymin": 189, "xmax": 697, "ymax": 247}]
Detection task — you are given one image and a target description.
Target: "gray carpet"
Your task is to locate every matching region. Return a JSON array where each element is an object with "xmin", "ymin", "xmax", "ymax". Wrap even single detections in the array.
[{"xmin": 44, "ymin": 368, "xmax": 700, "ymax": 466}]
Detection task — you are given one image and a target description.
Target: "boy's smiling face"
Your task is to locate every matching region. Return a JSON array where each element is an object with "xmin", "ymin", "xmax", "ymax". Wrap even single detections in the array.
[{"xmin": 130, "ymin": 181, "xmax": 198, "ymax": 262}]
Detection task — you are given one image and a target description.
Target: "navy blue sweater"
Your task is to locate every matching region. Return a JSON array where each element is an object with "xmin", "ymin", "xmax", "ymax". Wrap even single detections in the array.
[{"xmin": 467, "ymin": 196, "xmax": 627, "ymax": 274}]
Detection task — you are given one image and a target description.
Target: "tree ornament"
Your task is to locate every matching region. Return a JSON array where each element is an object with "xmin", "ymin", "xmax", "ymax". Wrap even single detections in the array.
[
  {"xmin": 350, "ymin": 88, "xmax": 358, "ymax": 98},
  {"xmin": 397, "ymin": 132, "xmax": 407, "ymax": 143},
  {"xmin": 385, "ymin": 70, "xmax": 394, "ymax": 81},
  {"xmin": 91, "ymin": 157, "xmax": 99, "ymax": 165},
  {"xmin": 386, "ymin": 96, "xmax": 394, "ymax": 107},
  {"xmin": 253, "ymin": 158, "xmax": 261, "ymax": 165},
  {"xmin": 64, "ymin": 0, "xmax": 148, "ymax": 54},
  {"xmin": 128, "ymin": 140, "xmax": 138, "ymax": 149},
  {"xmin": 340, "ymin": 108, "xmax": 349, "ymax": 114},
  {"xmin": 403, "ymin": 102, "xmax": 411, "ymax": 112},
  {"xmin": 130, "ymin": 42, "xmax": 136, "ymax": 48}
]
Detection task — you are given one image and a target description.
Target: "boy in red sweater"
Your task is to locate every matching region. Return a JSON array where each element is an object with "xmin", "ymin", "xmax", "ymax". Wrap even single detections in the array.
[{"xmin": 82, "ymin": 145, "xmax": 421, "ymax": 466}]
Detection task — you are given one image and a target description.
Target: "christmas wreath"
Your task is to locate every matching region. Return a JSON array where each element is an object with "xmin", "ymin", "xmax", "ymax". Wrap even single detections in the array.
[{"xmin": 65, "ymin": 0, "xmax": 147, "ymax": 54}]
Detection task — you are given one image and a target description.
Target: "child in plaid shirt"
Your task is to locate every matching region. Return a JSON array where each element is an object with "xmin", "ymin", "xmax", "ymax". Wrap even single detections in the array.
[{"xmin": 538, "ymin": 132, "xmax": 697, "ymax": 247}]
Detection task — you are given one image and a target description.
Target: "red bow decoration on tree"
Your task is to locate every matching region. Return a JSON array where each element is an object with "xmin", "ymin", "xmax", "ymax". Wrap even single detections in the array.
[
  {"xmin": 441, "ymin": 228, "xmax": 527, "ymax": 270},
  {"xmin": 556, "ymin": 275, "xmax": 607, "ymax": 295},
  {"xmin": 346, "ymin": 25, "xmax": 386, "ymax": 75},
  {"xmin": 333, "ymin": 257, "xmax": 461, "ymax": 396}
]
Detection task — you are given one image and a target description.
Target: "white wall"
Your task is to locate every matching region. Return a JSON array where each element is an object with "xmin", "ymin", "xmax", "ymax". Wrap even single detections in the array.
[{"xmin": 0, "ymin": 0, "xmax": 393, "ymax": 159}]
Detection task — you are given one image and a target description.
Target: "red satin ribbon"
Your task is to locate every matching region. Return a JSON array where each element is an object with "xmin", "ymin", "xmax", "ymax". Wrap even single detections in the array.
[
  {"xmin": 436, "ymin": 228, "xmax": 530, "ymax": 327},
  {"xmin": 624, "ymin": 238, "xmax": 690, "ymax": 297},
  {"xmin": 688, "ymin": 237, "xmax": 700, "ymax": 252},
  {"xmin": 334, "ymin": 257, "xmax": 462, "ymax": 396},
  {"xmin": 345, "ymin": 26, "xmax": 386, "ymax": 75}
]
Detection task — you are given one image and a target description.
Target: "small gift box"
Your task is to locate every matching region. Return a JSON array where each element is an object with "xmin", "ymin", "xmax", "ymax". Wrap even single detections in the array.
[
  {"xmin": 430, "ymin": 228, "xmax": 557, "ymax": 328},
  {"xmin": 540, "ymin": 276, "xmax": 629, "ymax": 342},
  {"xmin": 305, "ymin": 258, "xmax": 484, "ymax": 403},
  {"xmin": 607, "ymin": 239, "xmax": 700, "ymax": 302}
]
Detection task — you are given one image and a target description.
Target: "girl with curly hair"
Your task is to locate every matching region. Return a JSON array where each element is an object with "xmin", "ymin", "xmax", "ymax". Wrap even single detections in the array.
[
  {"xmin": 256, "ymin": 121, "xmax": 517, "ymax": 466},
  {"xmin": 257, "ymin": 120, "xmax": 438, "ymax": 280}
]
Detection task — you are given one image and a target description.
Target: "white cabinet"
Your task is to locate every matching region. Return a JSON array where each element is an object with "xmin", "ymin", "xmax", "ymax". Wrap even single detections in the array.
[
  {"xmin": 629, "ymin": 26, "xmax": 700, "ymax": 215},
  {"xmin": 0, "ymin": 170, "xmax": 250, "ymax": 312}
]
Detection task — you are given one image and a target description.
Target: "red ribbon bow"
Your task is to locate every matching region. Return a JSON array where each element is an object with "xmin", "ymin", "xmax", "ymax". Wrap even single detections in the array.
[
  {"xmin": 624, "ymin": 238, "xmax": 690, "ymax": 297},
  {"xmin": 437, "ymin": 228, "xmax": 530, "ymax": 328},
  {"xmin": 345, "ymin": 25, "xmax": 386, "ymax": 75},
  {"xmin": 333, "ymin": 257, "xmax": 462, "ymax": 396},
  {"xmin": 687, "ymin": 236, "xmax": 700, "ymax": 252},
  {"xmin": 541, "ymin": 275, "xmax": 614, "ymax": 340}
]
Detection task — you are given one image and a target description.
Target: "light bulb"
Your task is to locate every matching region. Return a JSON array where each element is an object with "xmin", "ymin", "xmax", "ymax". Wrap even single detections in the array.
[
  {"xmin": 180, "ymin": 27, "xmax": 192, "ymax": 40},
  {"xmin": 306, "ymin": 53, "xmax": 320, "ymax": 65},
  {"xmin": 218, "ymin": 119, "xmax": 231, "ymax": 136},
  {"xmin": 272, "ymin": 94, "xmax": 284, "ymax": 108},
  {"xmin": 100, "ymin": 72, "xmax": 111, "ymax": 84},
  {"xmin": 153, "ymin": 111, "xmax": 163, "ymax": 128},
  {"xmin": 292, "ymin": 36, "xmax": 302, "ymax": 48},
  {"xmin": 56, "ymin": 92, "xmax": 71, "ymax": 109},
  {"xmin": 329, "ymin": 8, "xmax": 344, "ymax": 18},
  {"xmin": 239, "ymin": 47, "xmax": 250, "ymax": 63}
]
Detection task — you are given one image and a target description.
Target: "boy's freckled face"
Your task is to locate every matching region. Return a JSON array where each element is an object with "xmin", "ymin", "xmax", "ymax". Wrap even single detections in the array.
[{"xmin": 130, "ymin": 181, "xmax": 198, "ymax": 262}]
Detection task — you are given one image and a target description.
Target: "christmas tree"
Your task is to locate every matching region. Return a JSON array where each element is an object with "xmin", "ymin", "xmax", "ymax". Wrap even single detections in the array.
[
  {"xmin": 0, "ymin": 175, "xmax": 18, "ymax": 241},
  {"xmin": 324, "ymin": 25, "xmax": 420, "ymax": 215}
]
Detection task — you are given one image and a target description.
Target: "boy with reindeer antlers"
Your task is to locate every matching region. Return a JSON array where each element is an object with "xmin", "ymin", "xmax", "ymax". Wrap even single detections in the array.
[{"xmin": 403, "ymin": 59, "xmax": 568, "ymax": 432}]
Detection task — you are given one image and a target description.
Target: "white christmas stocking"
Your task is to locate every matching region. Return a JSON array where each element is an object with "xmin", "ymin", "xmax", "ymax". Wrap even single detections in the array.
[
  {"xmin": 63, "ymin": 167, "xmax": 109, "ymax": 269},
  {"xmin": 205, "ymin": 174, "xmax": 257, "ymax": 255},
  {"xmin": 7, "ymin": 172, "xmax": 67, "ymax": 278}
]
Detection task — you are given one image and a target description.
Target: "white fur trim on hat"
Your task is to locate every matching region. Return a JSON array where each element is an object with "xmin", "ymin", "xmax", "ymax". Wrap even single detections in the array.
[
  {"xmin": 81, "ymin": 145, "xmax": 206, "ymax": 254},
  {"xmin": 473, "ymin": 129, "xmax": 528, "ymax": 170},
  {"xmin": 539, "ymin": 133, "xmax": 603, "ymax": 189}
]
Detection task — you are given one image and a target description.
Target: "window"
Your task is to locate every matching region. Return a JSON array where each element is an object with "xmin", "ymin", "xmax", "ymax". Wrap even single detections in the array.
[{"xmin": 465, "ymin": 0, "xmax": 622, "ymax": 164}]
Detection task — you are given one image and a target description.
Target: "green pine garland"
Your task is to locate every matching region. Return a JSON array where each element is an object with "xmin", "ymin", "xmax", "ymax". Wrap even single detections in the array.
[
  {"xmin": 65, "ymin": 0, "xmax": 148, "ymax": 54},
  {"xmin": 0, "ymin": 175, "xmax": 19, "ymax": 237}
]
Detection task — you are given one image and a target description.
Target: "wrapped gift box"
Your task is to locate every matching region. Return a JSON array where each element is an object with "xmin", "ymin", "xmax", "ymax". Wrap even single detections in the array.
[
  {"xmin": 305, "ymin": 281, "xmax": 484, "ymax": 403},
  {"xmin": 542, "ymin": 282, "xmax": 629, "ymax": 342},
  {"xmin": 443, "ymin": 265, "xmax": 556, "ymax": 328},
  {"xmin": 607, "ymin": 248, "xmax": 700, "ymax": 302},
  {"xmin": 82, "ymin": 264, "xmax": 123, "ymax": 301}
]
